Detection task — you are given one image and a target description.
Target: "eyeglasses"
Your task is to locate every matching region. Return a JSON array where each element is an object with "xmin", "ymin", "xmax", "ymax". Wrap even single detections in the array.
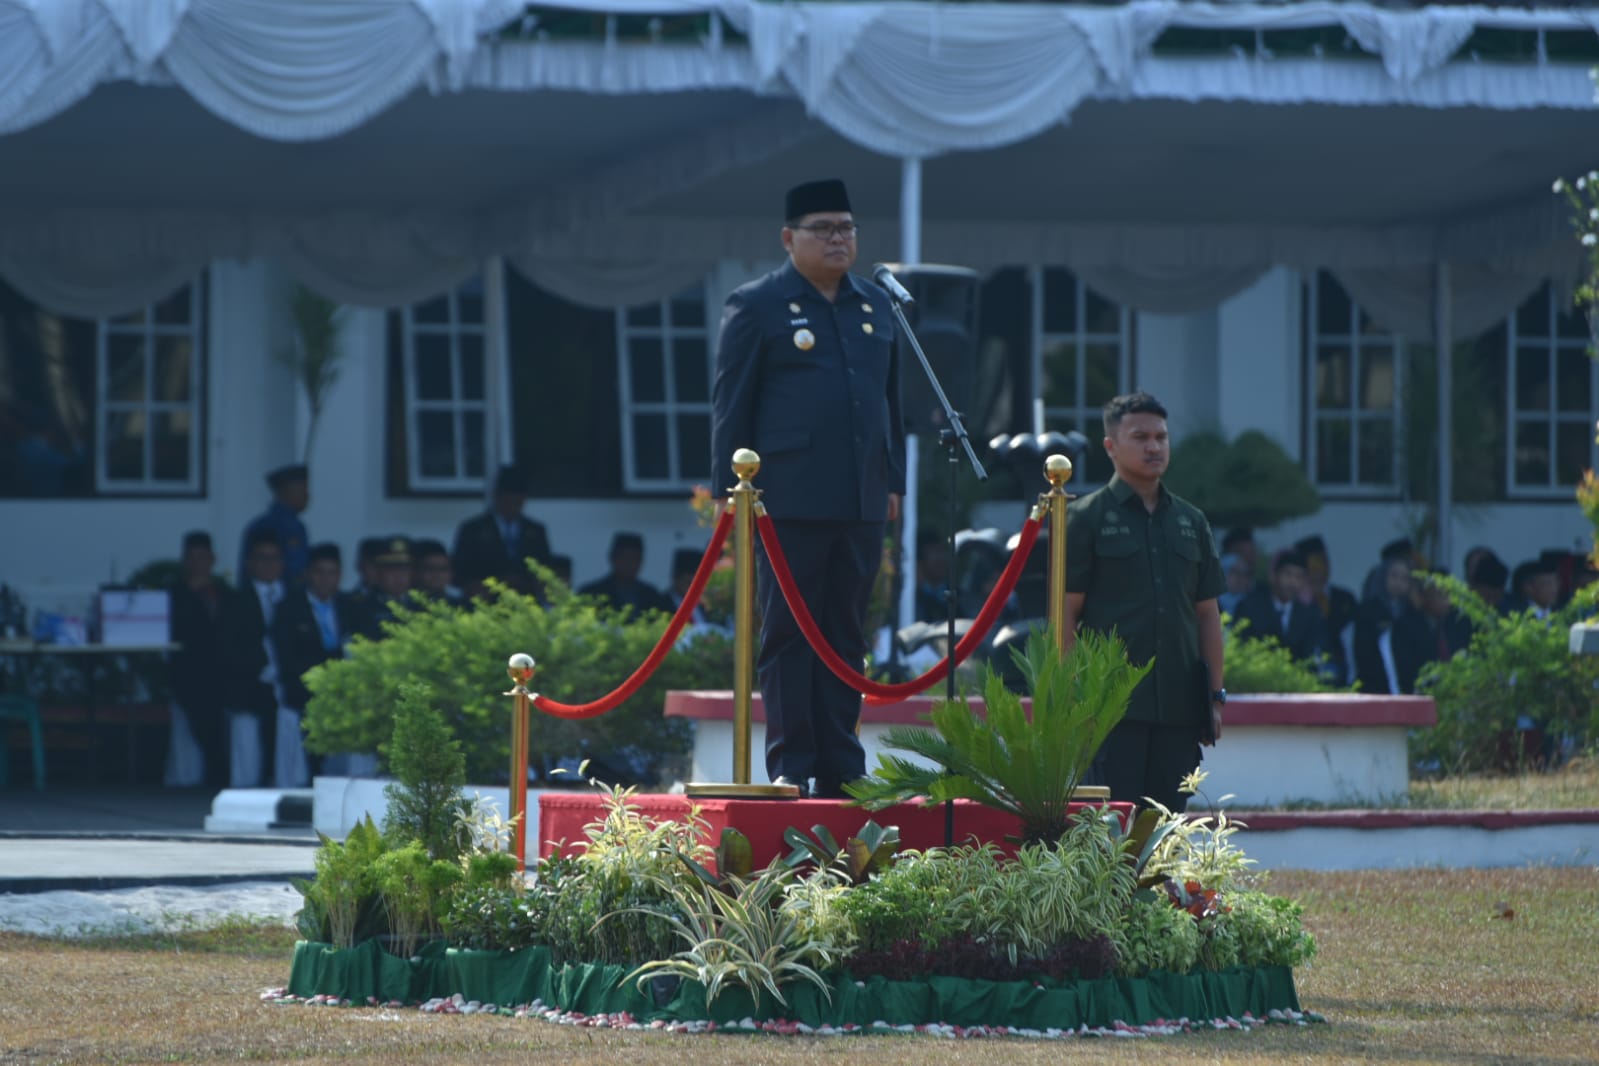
[{"xmin": 791, "ymin": 222, "xmax": 859, "ymax": 241}]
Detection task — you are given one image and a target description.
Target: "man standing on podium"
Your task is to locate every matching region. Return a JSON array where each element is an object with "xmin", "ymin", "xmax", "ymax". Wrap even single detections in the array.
[{"xmin": 711, "ymin": 179, "xmax": 907, "ymax": 798}]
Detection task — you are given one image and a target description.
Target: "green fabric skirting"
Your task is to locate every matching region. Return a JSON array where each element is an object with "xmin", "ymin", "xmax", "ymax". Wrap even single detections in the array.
[{"xmin": 288, "ymin": 941, "xmax": 1302, "ymax": 1028}]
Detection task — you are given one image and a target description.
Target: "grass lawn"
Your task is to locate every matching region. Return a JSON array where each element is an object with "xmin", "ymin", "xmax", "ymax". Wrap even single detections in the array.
[
  {"xmin": 1406, "ymin": 756, "xmax": 1599, "ymax": 810},
  {"xmin": 2, "ymin": 868, "xmax": 1596, "ymax": 1064}
]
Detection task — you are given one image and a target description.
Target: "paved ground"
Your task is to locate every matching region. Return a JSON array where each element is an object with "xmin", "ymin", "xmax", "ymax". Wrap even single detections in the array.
[{"xmin": 0, "ymin": 786, "xmax": 315, "ymax": 893}]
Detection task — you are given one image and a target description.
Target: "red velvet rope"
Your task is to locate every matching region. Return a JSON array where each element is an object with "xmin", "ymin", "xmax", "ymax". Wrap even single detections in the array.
[
  {"xmin": 755, "ymin": 512, "xmax": 1043, "ymax": 705},
  {"xmin": 531, "ymin": 507, "xmax": 734, "ymax": 720}
]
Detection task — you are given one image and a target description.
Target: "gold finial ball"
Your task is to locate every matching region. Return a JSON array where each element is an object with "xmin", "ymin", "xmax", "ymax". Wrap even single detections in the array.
[
  {"xmin": 1044, "ymin": 453, "xmax": 1074, "ymax": 487},
  {"xmin": 507, "ymin": 653, "xmax": 536, "ymax": 684},
  {"xmin": 732, "ymin": 447, "xmax": 762, "ymax": 481}
]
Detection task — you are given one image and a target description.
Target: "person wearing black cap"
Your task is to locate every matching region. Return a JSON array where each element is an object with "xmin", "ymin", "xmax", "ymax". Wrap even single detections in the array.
[
  {"xmin": 579, "ymin": 532, "xmax": 671, "ymax": 614},
  {"xmin": 238, "ymin": 464, "xmax": 311, "ymax": 584},
  {"xmin": 451, "ymin": 465, "xmax": 554, "ymax": 600},
  {"xmin": 219, "ymin": 526, "xmax": 286, "ymax": 786},
  {"xmin": 1295, "ymin": 534, "xmax": 1357, "ymax": 683},
  {"xmin": 272, "ymin": 542, "xmax": 354, "ymax": 783},
  {"xmin": 350, "ymin": 536, "xmax": 415, "ymax": 640},
  {"xmin": 710, "ymin": 178, "xmax": 907, "ymax": 798},
  {"xmin": 168, "ymin": 530, "xmax": 230, "ymax": 789},
  {"xmin": 1465, "ymin": 548, "xmax": 1509, "ymax": 612}
]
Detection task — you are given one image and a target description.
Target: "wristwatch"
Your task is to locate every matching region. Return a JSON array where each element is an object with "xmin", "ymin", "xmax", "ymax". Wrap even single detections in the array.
[{"xmin": 1211, "ymin": 688, "xmax": 1227, "ymax": 705}]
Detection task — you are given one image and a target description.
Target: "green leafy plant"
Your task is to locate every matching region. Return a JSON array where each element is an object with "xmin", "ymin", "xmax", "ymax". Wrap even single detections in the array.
[
  {"xmin": 848, "ymin": 627, "xmax": 1148, "ymax": 844},
  {"xmin": 373, "ymin": 842, "xmax": 463, "ymax": 957},
  {"xmin": 1114, "ymin": 892, "xmax": 1200, "ymax": 977},
  {"xmin": 1141, "ymin": 771, "xmax": 1259, "ymax": 895},
  {"xmin": 1224, "ymin": 614, "xmax": 1347, "ymax": 694},
  {"xmin": 298, "ymin": 815, "xmax": 387, "ymax": 949},
  {"xmin": 382, "ymin": 682, "xmax": 469, "ymax": 862},
  {"xmin": 1163, "ymin": 429, "xmax": 1319, "ymax": 530},
  {"xmin": 1413, "ymin": 576, "xmax": 1599, "ymax": 773},
  {"xmin": 303, "ymin": 561, "xmax": 726, "ymax": 783},
  {"xmin": 624, "ymin": 865, "xmax": 839, "ymax": 1010},
  {"xmin": 1224, "ymin": 891, "xmax": 1317, "ymax": 969},
  {"xmin": 832, "ymin": 848, "xmax": 959, "ymax": 955},
  {"xmin": 780, "ymin": 821, "xmax": 900, "ymax": 885},
  {"xmin": 275, "ymin": 283, "xmax": 347, "ymax": 462}
]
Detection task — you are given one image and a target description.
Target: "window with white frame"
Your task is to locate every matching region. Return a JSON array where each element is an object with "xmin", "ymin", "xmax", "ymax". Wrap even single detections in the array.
[
  {"xmin": 1303, "ymin": 271, "xmax": 1403, "ymax": 492},
  {"xmin": 1032, "ymin": 267, "xmax": 1132, "ymax": 486},
  {"xmin": 401, "ymin": 277, "xmax": 487, "ymax": 490},
  {"xmin": 1508, "ymin": 282, "xmax": 1595, "ymax": 495},
  {"xmin": 616, "ymin": 283, "xmax": 711, "ymax": 492},
  {"xmin": 96, "ymin": 285, "xmax": 205, "ymax": 493}
]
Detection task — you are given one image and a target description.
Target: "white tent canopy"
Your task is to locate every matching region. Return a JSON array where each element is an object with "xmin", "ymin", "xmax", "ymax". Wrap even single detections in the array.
[{"xmin": 0, "ymin": 0, "xmax": 1593, "ymax": 333}]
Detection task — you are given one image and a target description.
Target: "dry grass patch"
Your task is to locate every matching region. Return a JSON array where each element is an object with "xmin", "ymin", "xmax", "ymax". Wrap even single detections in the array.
[
  {"xmin": 1407, "ymin": 757, "xmax": 1599, "ymax": 810},
  {"xmin": 2, "ymin": 868, "xmax": 1597, "ymax": 1064}
]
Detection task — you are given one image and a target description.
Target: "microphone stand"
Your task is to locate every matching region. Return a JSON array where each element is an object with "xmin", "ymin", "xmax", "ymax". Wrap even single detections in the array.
[{"xmin": 883, "ymin": 293, "xmax": 987, "ymax": 846}]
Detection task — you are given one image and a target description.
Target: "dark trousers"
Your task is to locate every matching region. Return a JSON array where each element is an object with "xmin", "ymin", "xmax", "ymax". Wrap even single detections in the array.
[
  {"xmin": 755, "ymin": 518, "xmax": 883, "ymax": 787},
  {"xmin": 184, "ymin": 699, "xmax": 230, "ymax": 791},
  {"xmin": 1092, "ymin": 719, "xmax": 1202, "ymax": 813}
]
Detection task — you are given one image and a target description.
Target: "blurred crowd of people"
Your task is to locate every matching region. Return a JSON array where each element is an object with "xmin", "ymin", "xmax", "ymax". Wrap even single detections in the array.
[
  {"xmin": 1213, "ymin": 527, "xmax": 1595, "ymax": 696},
  {"xmin": 166, "ymin": 463, "xmax": 704, "ymax": 791}
]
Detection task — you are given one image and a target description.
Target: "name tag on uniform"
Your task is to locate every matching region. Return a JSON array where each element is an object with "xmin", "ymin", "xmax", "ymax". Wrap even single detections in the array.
[
  {"xmin": 790, "ymin": 317, "xmax": 809, "ymax": 326},
  {"xmin": 1100, "ymin": 524, "xmax": 1131, "ymax": 536}
]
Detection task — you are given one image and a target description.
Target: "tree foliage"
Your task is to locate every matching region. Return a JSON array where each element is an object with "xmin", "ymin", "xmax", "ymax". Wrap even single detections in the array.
[{"xmin": 1164, "ymin": 429, "xmax": 1319, "ymax": 530}]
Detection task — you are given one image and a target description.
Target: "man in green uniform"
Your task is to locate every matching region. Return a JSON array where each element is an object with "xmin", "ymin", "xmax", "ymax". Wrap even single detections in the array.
[{"xmin": 1063, "ymin": 392, "xmax": 1225, "ymax": 812}]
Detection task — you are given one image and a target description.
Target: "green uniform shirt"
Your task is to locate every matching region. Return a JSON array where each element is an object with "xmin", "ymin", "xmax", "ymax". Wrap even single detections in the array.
[{"xmin": 1065, "ymin": 475, "xmax": 1224, "ymax": 725}]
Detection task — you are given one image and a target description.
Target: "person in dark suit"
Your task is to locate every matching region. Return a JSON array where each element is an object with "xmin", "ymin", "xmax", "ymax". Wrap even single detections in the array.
[
  {"xmin": 168, "ymin": 530, "xmax": 229, "ymax": 789},
  {"xmin": 272, "ymin": 543, "xmax": 354, "ymax": 781},
  {"xmin": 579, "ymin": 532, "xmax": 671, "ymax": 614},
  {"xmin": 412, "ymin": 539, "xmax": 464, "ymax": 607},
  {"xmin": 349, "ymin": 537, "xmax": 414, "ymax": 641},
  {"xmin": 1295, "ymin": 535, "xmax": 1358, "ymax": 684},
  {"xmin": 1391, "ymin": 570, "xmax": 1472, "ymax": 694},
  {"xmin": 238, "ymin": 464, "xmax": 311, "ymax": 584},
  {"xmin": 1353, "ymin": 554, "xmax": 1414, "ymax": 694},
  {"xmin": 452, "ymin": 465, "xmax": 554, "ymax": 600},
  {"xmin": 219, "ymin": 527, "xmax": 284, "ymax": 787},
  {"xmin": 1466, "ymin": 550, "xmax": 1509, "ymax": 613},
  {"xmin": 710, "ymin": 178, "xmax": 907, "ymax": 798},
  {"xmin": 1235, "ymin": 549, "xmax": 1330, "ymax": 667}
]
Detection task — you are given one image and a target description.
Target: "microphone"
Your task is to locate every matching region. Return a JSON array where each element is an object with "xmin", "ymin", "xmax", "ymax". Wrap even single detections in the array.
[{"xmin": 872, "ymin": 264, "xmax": 916, "ymax": 307}]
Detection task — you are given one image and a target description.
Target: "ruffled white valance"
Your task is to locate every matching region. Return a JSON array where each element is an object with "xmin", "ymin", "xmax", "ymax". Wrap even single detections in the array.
[{"xmin": 0, "ymin": 1, "xmax": 1592, "ymax": 319}]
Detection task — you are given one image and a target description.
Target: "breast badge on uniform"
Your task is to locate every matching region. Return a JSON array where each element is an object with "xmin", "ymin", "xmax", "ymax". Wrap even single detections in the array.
[
  {"xmin": 862, "ymin": 303, "xmax": 873, "ymax": 313},
  {"xmin": 788, "ymin": 302, "xmax": 801, "ymax": 314},
  {"xmin": 862, "ymin": 322, "xmax": 875, "ymax": 335},
  {"xmin": 793, "ymin": 328, "xmax": 815, "ymax": 350}
]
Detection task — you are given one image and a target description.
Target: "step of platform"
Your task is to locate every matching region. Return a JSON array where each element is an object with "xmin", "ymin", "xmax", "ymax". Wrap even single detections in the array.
[{"xmin": 204, "ymin": 788, "xmax": 314, "ymax": 834}]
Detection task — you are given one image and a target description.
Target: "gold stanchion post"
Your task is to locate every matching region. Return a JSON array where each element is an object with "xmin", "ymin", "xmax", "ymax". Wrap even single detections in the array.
[
  {"xmin": 1041, "ymin": 454, "xmax": 1074, "ymax": 655},
  {"xmin": 686, "ymin": 448, "xmax": 800, "ymax": 800},
  {"xmin": 505, "ymin": 653, "xmax": 534, "ymax": 869}
]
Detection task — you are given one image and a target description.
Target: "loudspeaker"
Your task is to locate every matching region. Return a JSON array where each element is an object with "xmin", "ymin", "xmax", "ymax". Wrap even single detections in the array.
[{"xmin": 880, "ymin": 264, "xmax": 981, "ymax": 435}]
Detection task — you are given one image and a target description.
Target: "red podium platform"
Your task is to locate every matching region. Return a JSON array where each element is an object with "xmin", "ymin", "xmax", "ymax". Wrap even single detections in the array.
[{"xmin": 538, "ymin": 792, "xmax": 1135, "ymax": 868}]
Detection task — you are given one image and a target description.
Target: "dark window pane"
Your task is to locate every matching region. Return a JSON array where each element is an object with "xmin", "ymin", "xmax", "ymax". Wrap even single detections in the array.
[
  {"xmin": 108, "ymin": 308, "xmax": 144, "ymax": 327},
  {"xmin": 459, "ymin": 334, "xmax": 485, "ymax": 401},
  {"xmin": 671, "ymin": 289, "xmax": 706, "ymax": 328},
  {"xmin": 152, "ymin": 411, "xmax": 190, "ymax": 481},
  {"xmin": 1556, "ymin": 348, "xmax": 1590, "ymax": 412},
  {"xmin": 678, "ymin": 413, "xmax": 711, "ymax": 482},
  {"xmin": 1316, "ymin": 417, "xmax": 1352, "ymax": 484},
  {"xmin": 413, "ymin": 295, "xmax": 449, "ymax": 325},
  {"xmin": 632, "ymin": 413, "xmax": 668, "ymax": 479},
  {"xmin": 107, "ymin": 335, "xmax": 145, "ymax": 404},
  {"xmin": 455, "ymin": 279, "xmax": 484, "ymax": 324},
  {"xmin": 154, "ymin": 336, "xmax": 192, "ymax": 403},
  {"xmin": 1316, "ymin": 346, "xmax": 1350, "ymax": 409},
  {"xmin": 1042, "ymin": 269, "xmax": 1077, "ymax": 334},
  {"xmin": 1515, "ymin": 347, "xmax": 1549, "ymax": 411},
  {"xmin": 1515, "ymin": 285, "xmax": 1551, "ymax": 339},
  {"xmin": 673, "ymin": 337, "xmax": 709, "ymax": 402},
  {"xmin": 104, "ymin": 410, "xmax": 144, "ymax": 480},
  {"xmin": 415, "ymin": 334, "xmax": 453, "ymax": 400},
  {"xmin": 153, "ymin": 286, "xmax": 191, "ymax": 326},
  {"xmin": 1041, "ymin": 340, "xmax": 1078, "ymax": 408},
  {"xmin": 1514, "ymin": 419, "xmax": 1550, "ymax": 486},
  {"xmin": 629, "ymin": 337, "xmax": 665, "ymax": 403},
  {"xmin": 1358, "ymin": 309, "xmax": 1389, "ymax": 337},
  {"xmin": 417, "ymin": 411, "xmax": 455, "ymax": 478},
  {"xmin": 627, "ymin": 302, "xmax": 662, "ymax": 328},
  {"xmin": 1360, "ymin": 346, "xmax": 1395, "ymax": 410},
  {"xmin": 1084, "ymin": 287, "xmax": 1120, "ymax": 335},
  {"xmin": 1083, "ymin": 343, "xmax": 1120, "ymax": 408},
  {"xmin": 1357, "ymin": 417, "xmax": 1394, "ymax": 485},
  {"xmin": 1556, "ymin": 420, "xmax": 1591, "ymax": 486},
  {"xmin": 461, "ymin": 411, "xmax": 486, "ymax": 479},
  {"xmin": 1316, "ymin": 272, "xmax": 1351, "ymax": 335},
  {"xmin": 1556, "ymin": 301, "xmax": 1589, "ymax": 341}
]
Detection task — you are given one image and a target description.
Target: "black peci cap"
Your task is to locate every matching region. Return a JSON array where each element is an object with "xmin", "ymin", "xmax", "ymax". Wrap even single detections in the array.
[{"xmin": 785, "ymin": 179, "xmax": 851, "ymax": 222}]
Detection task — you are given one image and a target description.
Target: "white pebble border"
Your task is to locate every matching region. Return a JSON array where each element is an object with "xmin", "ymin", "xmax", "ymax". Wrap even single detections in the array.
[{"xmin": 260, "ymin": 988, "xmax": 1321, "ymax": 1038}]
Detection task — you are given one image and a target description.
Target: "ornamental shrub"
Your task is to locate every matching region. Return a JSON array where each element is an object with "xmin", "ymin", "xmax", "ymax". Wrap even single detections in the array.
[
  {"xmin": 1223, "ymin": 613, "xmax": 1347, "ymax": 694},
  {"xmin": 382, "ymin": 682, "xmax": 469, "ymax": 863},
  {"xmin": 302, "ymin": 563, "xmax": 729, "ymax": 784},
  {"xmin": 1114, "ymin": 893, "xmax": 1201, "ymax": 977},
  {"xmin": 1225, "ymin": 891, "xmax": 1317, "ymax": 969}
]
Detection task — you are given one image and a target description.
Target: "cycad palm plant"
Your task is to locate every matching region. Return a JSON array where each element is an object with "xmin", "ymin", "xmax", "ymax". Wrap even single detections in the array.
[{"xmin": 848, "ymin": 627, "xmax": 1149, "ymax": 844}]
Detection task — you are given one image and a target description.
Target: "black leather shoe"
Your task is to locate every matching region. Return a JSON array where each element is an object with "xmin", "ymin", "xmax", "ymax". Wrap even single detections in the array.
[
  {"xmin": 811, "ymin": 777, "xmax": 866, "ymax": 800},
  {"xmin": 771, "ymin": 776, "xmax": 810, "ymax": 798}
]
